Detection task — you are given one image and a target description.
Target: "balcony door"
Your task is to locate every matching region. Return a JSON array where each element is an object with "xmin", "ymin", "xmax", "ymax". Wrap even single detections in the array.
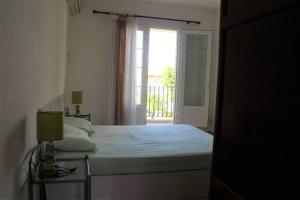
[
  {"xmin": 135, "ymin": 27, "xmax": 212, "ymax": 127},
  {"xmin": 176, "ymin": 30, "xmax": 212, "ymax": 128}
]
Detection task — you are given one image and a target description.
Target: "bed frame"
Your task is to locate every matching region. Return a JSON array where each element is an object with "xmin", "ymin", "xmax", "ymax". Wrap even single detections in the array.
[{"xmin": 47, "ymin": 169, "xmax": 210, "ymax": 200}]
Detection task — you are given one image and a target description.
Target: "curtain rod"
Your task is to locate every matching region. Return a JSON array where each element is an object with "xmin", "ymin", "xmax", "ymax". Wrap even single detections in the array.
[{"xmin": 92, "ymin": 10, "xmax": 201, "ymax": 25}]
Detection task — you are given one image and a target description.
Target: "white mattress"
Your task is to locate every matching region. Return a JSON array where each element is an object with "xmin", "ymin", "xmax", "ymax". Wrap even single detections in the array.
[{"xmin": 56, "ymin": 124, "xmax": 213, "ymax": 176}]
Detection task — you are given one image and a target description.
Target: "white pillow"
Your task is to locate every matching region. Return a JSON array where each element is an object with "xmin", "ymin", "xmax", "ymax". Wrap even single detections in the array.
[
  {"xmin": 64, "ymin": 117, "xmax": 95, "ymax": 136},
  {"xmin": 54, "ymin": 124, "xmax": 97, "ymax": 152}
]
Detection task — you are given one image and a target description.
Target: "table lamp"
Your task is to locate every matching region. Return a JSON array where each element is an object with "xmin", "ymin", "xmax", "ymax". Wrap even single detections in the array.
[
  {"xmin": 72, "ymin": 91, "xmax": 83, "ymax": 116},
  {"xmin": 37, "ymin": 111, "xmax": 63, "ymax": 174}
]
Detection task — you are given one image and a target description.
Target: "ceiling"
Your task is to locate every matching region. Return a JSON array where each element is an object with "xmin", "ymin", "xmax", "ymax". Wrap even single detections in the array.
[{"xmin": 136, "ymin": 0, "xmax": 220, "ymax": 9}]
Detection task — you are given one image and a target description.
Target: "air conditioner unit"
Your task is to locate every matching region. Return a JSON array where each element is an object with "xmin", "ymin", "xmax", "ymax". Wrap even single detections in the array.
[{"xmin": 67, "ymin": 0, "xmax": 80, "ymax": 15}]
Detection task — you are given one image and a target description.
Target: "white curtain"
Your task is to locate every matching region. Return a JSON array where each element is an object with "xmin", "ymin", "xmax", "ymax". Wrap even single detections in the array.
[{"xmin": 123, "ymin": 19, "xmax": 138, "ymax": 125}]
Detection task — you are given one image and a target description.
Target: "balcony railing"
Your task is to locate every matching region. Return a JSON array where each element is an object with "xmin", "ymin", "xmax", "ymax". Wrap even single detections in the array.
[{"xmin": 147, "ymin": 86, "xmax": 175, "ymax": 119}]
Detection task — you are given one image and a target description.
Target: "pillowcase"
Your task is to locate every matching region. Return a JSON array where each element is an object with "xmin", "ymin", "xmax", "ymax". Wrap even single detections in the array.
[
  {"xmin": 54, "ymin": 124, "xmax": 97, "ymax": 152},
  {"xmin": 64, "ymin": 117, "xmax": 95, "ymax": 136}
]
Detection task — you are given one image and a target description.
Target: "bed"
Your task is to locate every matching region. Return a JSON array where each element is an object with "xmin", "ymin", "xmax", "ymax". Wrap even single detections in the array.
[{"xmin": 49, "ymin": 124, "xmax": 213, "ymax": 200}]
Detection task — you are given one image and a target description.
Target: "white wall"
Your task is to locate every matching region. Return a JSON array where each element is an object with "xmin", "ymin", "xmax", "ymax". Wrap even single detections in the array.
[
  {"xmin": 0, "ymin": 1, "xmax": 68, "ymax": 199},
  {"xmin": 64, "ymin": 2, "xmax": 116, "ymax": 125},
  {"xmin": 65, "ymin": 0, "xmax": 220, "ymax": 130}
]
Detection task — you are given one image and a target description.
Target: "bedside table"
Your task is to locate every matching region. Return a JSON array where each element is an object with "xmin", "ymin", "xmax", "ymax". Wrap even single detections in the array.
[
  {"xmin": 28, "ymin": 146, "xmax": 91, "ymax": 200},
  {"xmin": 65, "ymin": 107, "xmax": 91, "ymax": 121}
]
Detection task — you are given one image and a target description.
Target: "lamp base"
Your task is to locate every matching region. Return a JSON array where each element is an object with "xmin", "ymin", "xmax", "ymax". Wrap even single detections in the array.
[
  {"xmin": 75, "ymin": 105, "xmax": 80, "ymax": 116},
  {"xmin": 42, "ymin": 160, "xmax": 55, "ymax": 171},
  {"xmin": 39, "ymin": 142, "xmax": 57, "ymax": 177},
  {"xmin": 39, "ymin": 164, "xmax": 59, "ymax": 178}
]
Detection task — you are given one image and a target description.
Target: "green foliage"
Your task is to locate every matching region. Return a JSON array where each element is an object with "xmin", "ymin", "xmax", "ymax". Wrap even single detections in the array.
[
  {"xmin": 148, "ymin": 92, "xmax": 174, "ymax": 119},
  {"xmin": 148, "ymin": 94, "xmax": 164, "ymax": 119},
  {"xmin": 162, "ymin": 67, "xmax": 175, "ymax": 88}
]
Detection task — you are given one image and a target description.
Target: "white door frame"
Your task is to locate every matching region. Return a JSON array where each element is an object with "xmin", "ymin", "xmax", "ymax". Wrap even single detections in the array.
[
  {"xmin": 135, "ymin": 24, "xmax": 150, "ymax": 124},
  {"xmin": 176, "ymin": 30, "xmax": 212, "ymax": 127},
  {"xmin": 137, "ymin": 23, "xmax": 180, "ymax": 124}
]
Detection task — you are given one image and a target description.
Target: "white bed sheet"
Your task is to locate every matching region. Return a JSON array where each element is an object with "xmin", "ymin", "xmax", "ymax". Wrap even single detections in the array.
[{"xmin": 56, "ymin": 124, "xmax": 213, "ymax": 176}]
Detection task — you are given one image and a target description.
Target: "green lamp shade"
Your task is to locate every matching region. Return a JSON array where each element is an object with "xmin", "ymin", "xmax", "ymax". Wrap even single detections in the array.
[
  {"xmin": 37, "ymin": 111, "xmax": 63, "ymax": 141},
  {"xmin": 72, "ymin": 91, "xmax": 83, "ymax": 104}
]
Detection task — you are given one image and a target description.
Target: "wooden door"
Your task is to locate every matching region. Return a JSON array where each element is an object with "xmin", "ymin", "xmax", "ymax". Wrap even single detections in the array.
[{"xmin": 210, "ymin": 1, "xmax": 300, "ymax": 199}]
